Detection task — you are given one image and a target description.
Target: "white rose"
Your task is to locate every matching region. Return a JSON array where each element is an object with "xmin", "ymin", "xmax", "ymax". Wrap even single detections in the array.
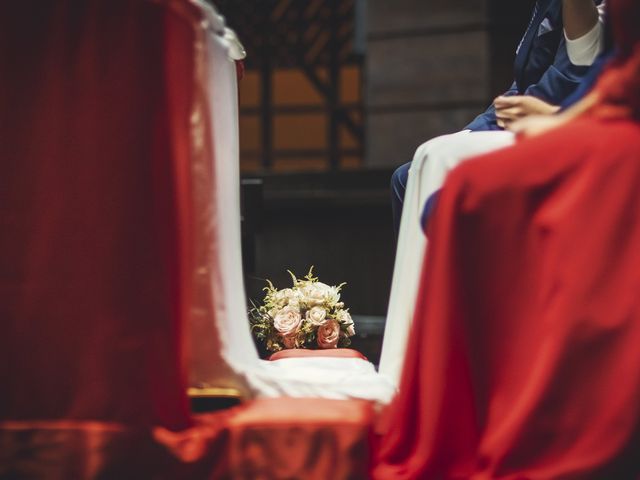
[
  {"xmin": 288, "ymin": 288, "xmax": 303, "ymax": 300},
  {"xmin": 273, "ymin": 306, "xmax": 302, "ymax": 336},
  {"xmin": 288, "ymin": 289, "xmax": 303, "ymax": 309},
  {"xmin": 274, "ymin": 288, "xmax": 295, "ymax": 307},
  {"xmin": 336, "ymin": 309, "xmax": 352, "ymax": 324},
  {"xmin": 337, "ymin": 310, "xmax": 355, "ymax": 337},
  {"xmin": 301, "ymin": 283, "xmax": 324, "ymax": 306},
  {"xmin": 317, "ymin": 319, "xmax": 340, "ymax": 349},
  {"xmin": 302, "ymin": 282, "xmax": 340, "ymax": 306},
  {"xmin": 305, "ymin": 306, "xmax": 328, "ymax": 326},
  {"xmin": 324, "ymin": 285, "xmax": 341, "ymax": 305},
  {"xmin": 288, "ymin": 298, "xmax": 300, "ymax": 309}
]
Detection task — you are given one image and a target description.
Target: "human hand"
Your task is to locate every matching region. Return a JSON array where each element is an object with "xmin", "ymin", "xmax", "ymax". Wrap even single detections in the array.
[
  {"xmin": 508, "ymin": 114, "xmax": 566, "ymax": 138},
  {"xmin": 494, "ymin": 95, "xmax": 560, "ymax": 128}
]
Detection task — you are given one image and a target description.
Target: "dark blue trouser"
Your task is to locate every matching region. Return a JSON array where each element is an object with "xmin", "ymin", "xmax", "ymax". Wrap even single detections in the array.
[
  {"xmin": 391, "ymin": 161, "xmax": 442, "ymax": 236},
  {"xmin": 390, "ymin": 161, "xmax": 411, "ymax": 237}
]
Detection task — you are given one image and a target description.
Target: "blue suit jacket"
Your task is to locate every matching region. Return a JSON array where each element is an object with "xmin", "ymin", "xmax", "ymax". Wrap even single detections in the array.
[{"xmin": 465, "ymin": 0, "xmax": 598, "ymax": 131}]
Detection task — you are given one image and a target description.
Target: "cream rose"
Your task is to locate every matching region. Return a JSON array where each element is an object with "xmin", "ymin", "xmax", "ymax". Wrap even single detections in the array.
[
  {"xmin": 273, "ymin": 306, "xmax": 302, "ymax": 336},
  {"xmin": 301, "ymin": 283, "xmax": 325, "ymax": 306},
  {"xmin": 336, "ymin": 309, "xmax": 352, "ymax": 323},
  {"xmin": 302, "ymin": 282, "xmax": 340, "ymax": 306},
  {"xmin": 273, "ymin": 288, "xmax": 295, "ymax": 307},
  {"xmin": 306, "ymin": 306, "xmax": 328, "ymax": 326},
  {"xmin": 288, "ymin": 297, "xmax": 301, "ymax": 310},
  {"xmin": 336, "ymin": 310, "xmax": 355, "ymax": 336},
  {"xmin": 324, "ymin": 285, "xmax": 341, "ymax": 305},
  {"xmin": 317, "ymin": 319, "xmax": 340, "ymax": 349}
]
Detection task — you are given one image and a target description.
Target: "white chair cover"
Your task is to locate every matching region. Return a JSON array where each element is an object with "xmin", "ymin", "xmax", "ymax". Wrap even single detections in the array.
[
  {"xmin": 379, "ymin": 130, "xmax": 516, "ymax": 386},
  {"xmin": 187, "ymin": 1, "xmax": 395, "ymax": 404}
]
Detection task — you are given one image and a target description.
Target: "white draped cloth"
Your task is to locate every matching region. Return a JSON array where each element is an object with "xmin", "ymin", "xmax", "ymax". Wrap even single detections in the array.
[
  {"xmin": 186, "ymin": 1, "xmax": 396, "ymax": 405},
  {"xmin": 378, "ymin": 130, "xmax": 516, "ymax": 386}
]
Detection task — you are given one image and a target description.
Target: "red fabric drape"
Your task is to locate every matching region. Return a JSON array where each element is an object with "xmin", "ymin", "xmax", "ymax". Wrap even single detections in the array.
[
  {"xmin": 0, "ymin": 0, "xmax": 194, "ymax": 430},
  {"xmin": 375, "ymin": 0, "xmax": 640, "ymax": 476},
  {"xmin": 589, "ymin": 0, "xmax": 640, "ymax": 120},
  {"xmin": 375, "ymin": 117, "xmax": 640, "ymax": 479}
]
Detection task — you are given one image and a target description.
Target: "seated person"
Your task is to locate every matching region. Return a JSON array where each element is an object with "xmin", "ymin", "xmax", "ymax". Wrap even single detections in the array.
[
  {"xmin": 390, "ymin": 0, "xmax": 606, "ymax": 235},
  {"xmin": 419, "ymin": 0, "xmax": 611, "ymax": 226},
  {"xmin": 378, "ymin": 0, "xmax": 606, "ymax": 385}
]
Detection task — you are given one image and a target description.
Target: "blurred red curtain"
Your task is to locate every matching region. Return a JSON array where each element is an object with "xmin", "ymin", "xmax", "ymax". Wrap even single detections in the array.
[{"xmin": 0, "ymin": 0, "xmax": 197, "ymax": 430}]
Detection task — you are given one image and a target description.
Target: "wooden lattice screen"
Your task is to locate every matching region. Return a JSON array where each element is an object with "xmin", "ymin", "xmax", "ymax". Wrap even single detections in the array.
[{"xmin": 212, "ymin": 0, "xmax": 365, "ymax": 171}]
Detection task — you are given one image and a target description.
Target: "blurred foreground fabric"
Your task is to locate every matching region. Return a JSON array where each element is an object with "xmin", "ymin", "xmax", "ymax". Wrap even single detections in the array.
[
  {"xmin": 376, "ymin": 121, "xmax": 640, "ymax": 479},
  {"xmin": 0, "ymin": 1, "xmax": 376, "ymax": 478}
]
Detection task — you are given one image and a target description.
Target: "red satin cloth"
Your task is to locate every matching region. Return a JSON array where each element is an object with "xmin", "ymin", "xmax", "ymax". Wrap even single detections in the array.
[
  {"xmin": 589, "ymin": 0, "xmax": 640, "ymax": 121},
  {"xmin": 0, "ymin": 398, "xmax": 373, "ymax": 478},
  {"xmin": 220, "ymin": 398, "xmax": 374, "ymax": 479},
  {"xmin": 374, "ymin": 118, "xmax": 640, "ymax": 478},
  {"xmin": 269, "ymin": 348, "xmax": 368, "ymax": 361}
]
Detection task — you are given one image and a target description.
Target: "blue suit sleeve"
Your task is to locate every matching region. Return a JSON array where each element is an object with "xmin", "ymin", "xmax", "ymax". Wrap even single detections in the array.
[
  {"xmin": 521, "ymin": 35, "xmax": 588, "ymax": 105},
  {"xmin": 464, "ymin": 82, "xmax": 518, "ymax": 132},
  {"xmin": 465, "ymin": 34, "xmax": 589, "ymax": 131},
  {"xmin": 560, "ymin": 53, "xmax": 611, "ymax": 109}
]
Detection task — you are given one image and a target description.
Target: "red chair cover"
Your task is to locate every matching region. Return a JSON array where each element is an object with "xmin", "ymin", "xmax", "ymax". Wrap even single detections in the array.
[
  {"xmin": 376, "ymin": 2, "xmax": 640, "ymax": 475},
  {"xmin": 374, "ymin": 117, "xmax": 640, "ymax": 478},
  {"xmin": 0, "ymin": 399, "xmax": 373, "ymax": 479}
]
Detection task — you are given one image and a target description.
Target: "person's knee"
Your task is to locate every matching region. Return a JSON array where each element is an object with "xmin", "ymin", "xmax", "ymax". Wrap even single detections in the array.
[
  {"xmin": 412, "ymin": 133, "xmax": 454, "ymax": 167},
  {"xmin": 411, "ymin": 142, "xmax": 429, "ymax": 171}
]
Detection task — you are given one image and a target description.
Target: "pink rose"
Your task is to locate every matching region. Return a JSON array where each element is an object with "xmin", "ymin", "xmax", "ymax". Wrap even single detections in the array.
[
  {"xmin": 273, "ymin": 306, "xmax": 302, "ymax": 336},
  {"xmin": 317, "ymin": 319, "xmax": 340, "ymax": 349}
]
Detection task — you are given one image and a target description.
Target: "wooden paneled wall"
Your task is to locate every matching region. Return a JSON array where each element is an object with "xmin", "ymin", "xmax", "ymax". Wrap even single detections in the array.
[{"xmin": 365, "ymin": 0, "xmax": 534, "ymax": 167}]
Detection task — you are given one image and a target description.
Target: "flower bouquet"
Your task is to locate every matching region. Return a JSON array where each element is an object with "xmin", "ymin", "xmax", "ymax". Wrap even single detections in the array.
[{"xmin": 249, "ymin": 268, "xmax": 356, "ymax": 351}]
